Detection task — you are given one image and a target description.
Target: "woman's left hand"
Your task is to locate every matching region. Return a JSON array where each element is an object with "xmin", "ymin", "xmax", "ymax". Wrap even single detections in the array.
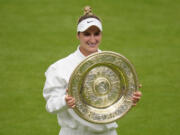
[{"xmin": 132, "ymin": 84, "xmax": 142, "ymax": 106}]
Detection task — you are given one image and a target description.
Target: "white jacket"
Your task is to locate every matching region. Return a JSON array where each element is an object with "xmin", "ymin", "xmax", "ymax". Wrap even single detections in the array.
[{"xmin": 43, "ymin": 47, "xmax": 118, "ymax": 133}]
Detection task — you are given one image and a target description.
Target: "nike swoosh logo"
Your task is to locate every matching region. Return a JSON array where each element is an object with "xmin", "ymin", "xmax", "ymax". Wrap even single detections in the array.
[{"xmin": 87, "ymin": 21, "xmax": 93, "ymax": 23}]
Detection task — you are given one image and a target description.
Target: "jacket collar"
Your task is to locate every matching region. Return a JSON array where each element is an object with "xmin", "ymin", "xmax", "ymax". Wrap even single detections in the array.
[{"xmin": 76, "ymin": 45, "xmax": 101, "ymax": 60}]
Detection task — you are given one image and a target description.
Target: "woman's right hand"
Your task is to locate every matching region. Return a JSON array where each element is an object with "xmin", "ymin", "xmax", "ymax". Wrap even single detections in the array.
[{"xmin": 65, "ymin": 94, "xmax": 75, "ymax": 108}]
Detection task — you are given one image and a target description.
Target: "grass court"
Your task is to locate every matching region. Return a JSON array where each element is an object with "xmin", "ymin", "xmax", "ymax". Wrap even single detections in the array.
[{"xmin": 0, "ymin": 0, "xmax": 180, "ymax": 135}]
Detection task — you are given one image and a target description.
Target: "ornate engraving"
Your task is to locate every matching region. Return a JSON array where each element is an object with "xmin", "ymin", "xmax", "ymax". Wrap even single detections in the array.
[{"xmin": 68, "ymin": 51, "xmax": 139, "ymax": 124}]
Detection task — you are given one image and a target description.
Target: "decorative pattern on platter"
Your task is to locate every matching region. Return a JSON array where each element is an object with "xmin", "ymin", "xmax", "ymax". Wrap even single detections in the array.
[{"xmin": 68, "ymin": 51, "xmax": 139, "ymax": 124}]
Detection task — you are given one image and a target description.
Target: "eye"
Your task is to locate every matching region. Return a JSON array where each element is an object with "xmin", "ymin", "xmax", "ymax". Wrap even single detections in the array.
[
  {"xmin": 83, "ymin": 32, "xmax": 90, "ymax": 36},
  {"xmin": 94, "ymin": 32, "xmax": 100, "ymax": 36}
]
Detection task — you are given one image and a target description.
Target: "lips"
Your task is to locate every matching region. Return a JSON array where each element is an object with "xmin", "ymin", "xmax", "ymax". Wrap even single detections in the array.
[{"xmin": 87, "ymin": 43, "xmax": 97, "ymax": 47}]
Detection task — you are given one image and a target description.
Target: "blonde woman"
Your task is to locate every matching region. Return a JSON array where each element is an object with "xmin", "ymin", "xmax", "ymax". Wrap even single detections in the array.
[{"xmin": 43, "ymin": 6, "xmax": 142, "ymax": 135}]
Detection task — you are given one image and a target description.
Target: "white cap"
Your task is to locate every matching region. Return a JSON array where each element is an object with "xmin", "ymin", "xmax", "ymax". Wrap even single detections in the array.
[{"xmin": 77, "ymin": 18, "xmax": 102, "ymax": 32}]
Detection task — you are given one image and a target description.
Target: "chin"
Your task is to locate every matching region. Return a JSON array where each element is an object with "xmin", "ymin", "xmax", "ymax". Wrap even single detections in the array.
[
  {"xmin": 88, "ymin": 48, "xmax": 98, "ymax": 54},
  {"xmin": 88, "ymin": 45, "xmax": 99, "ymax": 50}
]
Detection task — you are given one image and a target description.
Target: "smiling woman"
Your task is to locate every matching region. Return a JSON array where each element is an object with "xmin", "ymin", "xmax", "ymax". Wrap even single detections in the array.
[
  {"xmin": 43, "ymin": 6, "xmax": 141, "ymax": 135},
  {"xmin": 78, "ymin": 26, "xmax": 102, "ymax": 56},
  {"xmin": 77, "ymin": 6, "xmax": 102, "ymax": 56}
]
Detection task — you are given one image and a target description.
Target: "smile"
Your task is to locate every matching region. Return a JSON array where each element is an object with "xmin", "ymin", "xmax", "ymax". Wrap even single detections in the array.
[{"xmin": 87, "ymin": 43, "xmax": 97, "ymax": 47}]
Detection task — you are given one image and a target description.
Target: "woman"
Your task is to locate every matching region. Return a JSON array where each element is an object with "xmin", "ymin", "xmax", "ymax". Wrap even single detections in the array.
[{"xmin": 43, "ymin": 6, "xmax": 142, "ymax": 135}]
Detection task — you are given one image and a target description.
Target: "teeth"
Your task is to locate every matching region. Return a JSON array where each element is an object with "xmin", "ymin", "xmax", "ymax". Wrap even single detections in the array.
[{"xmin": 88, "ymin": 43, "xmax": 96, "ymax": 47}]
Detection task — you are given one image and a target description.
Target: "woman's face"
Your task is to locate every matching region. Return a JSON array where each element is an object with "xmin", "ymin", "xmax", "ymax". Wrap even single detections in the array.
[{"xmin": 77, "ymin": 26, "xmax": 102, "ymax": 56}]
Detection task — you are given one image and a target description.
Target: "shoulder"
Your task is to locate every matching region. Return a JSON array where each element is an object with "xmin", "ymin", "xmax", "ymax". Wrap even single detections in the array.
[{"xmin": 45, "ymin": 52, "xmax": 76, "ymax": 73}]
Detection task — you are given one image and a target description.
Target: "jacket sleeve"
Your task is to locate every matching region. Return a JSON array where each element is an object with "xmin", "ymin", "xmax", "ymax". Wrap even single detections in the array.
[{"xmin": 43, "ymin": 65, "xmax": 68, "ymax": 114}]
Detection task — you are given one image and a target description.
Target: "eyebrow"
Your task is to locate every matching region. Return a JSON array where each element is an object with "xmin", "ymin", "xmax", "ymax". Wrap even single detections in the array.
[{"xmin": 83, "ymin": 31, "xmax": 101, "ymax": 34}]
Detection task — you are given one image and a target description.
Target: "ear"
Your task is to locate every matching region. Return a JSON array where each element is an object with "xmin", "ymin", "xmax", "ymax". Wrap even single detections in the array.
[{"xmin": 76, "ymin": 32, "xmax": 80, "ymax": 40}]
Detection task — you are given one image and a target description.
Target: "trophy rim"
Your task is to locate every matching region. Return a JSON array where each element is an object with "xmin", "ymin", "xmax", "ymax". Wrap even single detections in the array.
[{"xmin": 68, "ymin": 51, "xmax": 139, "ymax": 124}]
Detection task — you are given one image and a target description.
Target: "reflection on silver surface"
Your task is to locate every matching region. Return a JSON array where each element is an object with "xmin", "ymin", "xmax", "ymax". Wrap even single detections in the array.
[{"xmin": 68, "ymin": 51, "xmax": 139, "ymax": 124}]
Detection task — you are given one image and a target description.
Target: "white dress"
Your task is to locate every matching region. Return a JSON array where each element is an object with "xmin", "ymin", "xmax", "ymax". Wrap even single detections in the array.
[{"xmin": 43, "ymin": 47, "xmax": 118, "ymax": 135}]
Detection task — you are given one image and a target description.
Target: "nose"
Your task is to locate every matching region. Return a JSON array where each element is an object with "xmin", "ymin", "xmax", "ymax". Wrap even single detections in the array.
[{"xmin": 89, "ymin": 34, "xmax": 96, "ymax": 43}]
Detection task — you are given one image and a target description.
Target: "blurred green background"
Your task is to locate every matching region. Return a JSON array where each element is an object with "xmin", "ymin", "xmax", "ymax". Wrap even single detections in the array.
[{"xmin": 0, "ymin": 0, "xmax": 180, "ymax": 135}]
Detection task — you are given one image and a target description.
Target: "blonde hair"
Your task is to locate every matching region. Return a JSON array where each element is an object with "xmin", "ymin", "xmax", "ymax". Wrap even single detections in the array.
[
  {"xmin": 78, "ymin": 6, "xmax": 101, "ymax": 24},
  {"xmin": 84, "ymin": 6, "xmax": 93, "ymax": 16}
]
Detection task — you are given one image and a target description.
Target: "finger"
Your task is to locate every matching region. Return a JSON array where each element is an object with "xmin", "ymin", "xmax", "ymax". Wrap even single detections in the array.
[
  {"xmin": 65, "ymin": 96, "xmax": 75, "ymax": 105},
  {"xmin": 132, "ymin": 97, "xmax": 140, "ymax": 104},
  {"xmin": 67, "ymin": 97, "xmax": 75, "ymax": 102},
  {"xmin": 67, "ymin": 102, "xmax": 75, "ymax": 107},
  {"xmin": 65, "ymin": 95, "xmax": 74, "ymax": 100},
  {"xmin": 139, "ymin": 84, "xmax": 142, "ymax": 88},
  {"xmin": 68, "ymin": 103, "xmax": 75, "ymax": 107},
  {"xmin": 134, "ymin": 91, "xmax": 142, "ymax": 96},
  {"xmin": 133, "ymin": 95, "xmax": 141, "ymax": 100},
  {"xmin": 65, "ymin": 94, "xmax": 69, "ymax": 101},
  {"xmin": 68, "ymin": 103, "xmax": 76, "ymax": 108},
  {"xmin": 66, "ymin": 97, "xmax": 73, "ymax": 101},
  {"xmin": 132, "ymin": 96, "xmax": 140, "ymax": 105},
  {"xmin": 68, "ymin": 99, "xmax": 75, "ymax": 104}
]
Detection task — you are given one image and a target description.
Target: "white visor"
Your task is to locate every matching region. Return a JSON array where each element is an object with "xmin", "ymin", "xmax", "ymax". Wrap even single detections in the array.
[{"xmin": 77, "ymin": 18, "xmax": 102, "ymax": 32}]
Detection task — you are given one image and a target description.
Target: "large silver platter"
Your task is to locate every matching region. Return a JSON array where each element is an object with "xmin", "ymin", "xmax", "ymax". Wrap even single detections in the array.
[{"xmin": 68, "ymin": 51, "xmax": 139, "ymax": 124}]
